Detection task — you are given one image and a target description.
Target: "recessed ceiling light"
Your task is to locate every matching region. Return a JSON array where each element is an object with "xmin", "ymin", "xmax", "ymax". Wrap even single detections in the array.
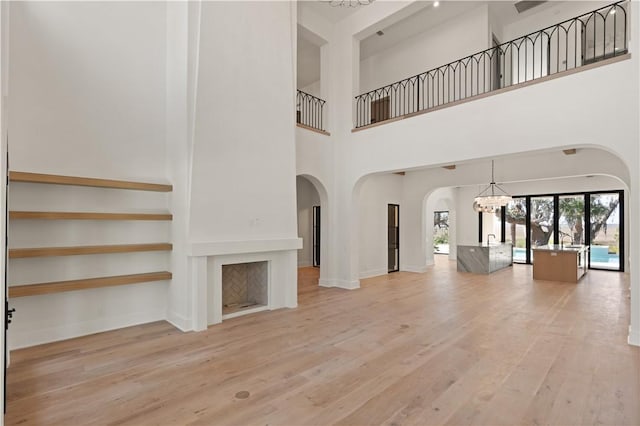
[{"xmin": 434, "ymin": 1, "xmax": 440, "ymax": 7}]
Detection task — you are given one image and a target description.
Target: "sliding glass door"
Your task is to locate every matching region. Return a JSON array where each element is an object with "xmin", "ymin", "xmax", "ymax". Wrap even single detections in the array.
[
  {"xmin": 485, "ymin": 190, "xmax": 624, "ymax": 272},
  {"xmin": 559, "ymin": 195, "xmax": 585, "ymax": 246},
  {"xmin": 530, "ymin": 196, "xmax": 554, "ymax": 261},
  {"xmin": 589, "ymin": 193, "xmax": 622, "ymax": 270},
  {"xmin": 505, "ymin": 197, "xmax": 527, "ymax": 263}
]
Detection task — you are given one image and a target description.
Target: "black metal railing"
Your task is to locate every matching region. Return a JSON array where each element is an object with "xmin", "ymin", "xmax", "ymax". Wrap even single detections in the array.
[
  {"xmin": 297, "ymin": 90, "xmax": 326, "ymax": 132},
  {"xmin": 355, "ymin": 1, "xmax": 628, "ymax": 128}
]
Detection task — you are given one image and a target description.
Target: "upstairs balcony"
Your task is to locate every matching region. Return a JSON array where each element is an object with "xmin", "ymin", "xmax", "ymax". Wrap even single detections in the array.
[
  {"xmin": 354, "ymin": 1, "xmax": 629, "ymax": 130},
  {"xmin": 297, "ymin": 89, "xmax": 328, "ymax": 135}
]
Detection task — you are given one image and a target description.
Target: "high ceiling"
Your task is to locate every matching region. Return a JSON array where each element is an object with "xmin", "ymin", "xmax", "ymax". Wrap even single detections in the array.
[
  {"xmin": 360, "ymin": 1, "xmax": 473, "ymax": 60},
  {"xmin": 298, "ymin": 0, "xmax": 364, "ymax": 24},
  {"xmin": 360, "ymin": 1, "xmax": 559, "ymax": 60},
  {"xmin": 297, "ymin": 0, "xmax": 565, "ymax": 87}
]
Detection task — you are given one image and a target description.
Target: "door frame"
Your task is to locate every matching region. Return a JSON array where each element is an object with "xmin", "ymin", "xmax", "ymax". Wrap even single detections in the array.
[
  {"xmin": 312, "ymin": 205, "xmax": 320, "ymax": 267},
  {"xmin": 388, "ymin": 203, "xmax": 400, "ymax": 273}
]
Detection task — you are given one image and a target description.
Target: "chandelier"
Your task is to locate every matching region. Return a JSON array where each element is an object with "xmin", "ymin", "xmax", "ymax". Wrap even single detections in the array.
[
  {"xmin": 329, "ymin": 0, "xmax": 375, "ymax": 7},
  {"xmin": 473, "ymin": 160, "xmax": 512, "ymax": 213}
]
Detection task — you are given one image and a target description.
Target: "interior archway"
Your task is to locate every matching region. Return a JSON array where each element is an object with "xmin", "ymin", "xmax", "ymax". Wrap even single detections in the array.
[{"xmin": 296, "ymin": 174, "xmax": 329, "ymax": 284}]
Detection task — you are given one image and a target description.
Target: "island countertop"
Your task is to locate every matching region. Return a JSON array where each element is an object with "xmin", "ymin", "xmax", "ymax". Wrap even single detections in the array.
[
  {"xmin": 532, "ymin": 245, "xmax": 588, "ymax": 283},
  {"xmin": 463, "ymin": 242, "xmax": 514, "ymax": 248},
  {"xmin": 457, "ymin": 243, "xmax": 513, "ymax": 274},
  {"xmin": 532, "ymin": 244, "xmax": 589, "ymax": 253}
]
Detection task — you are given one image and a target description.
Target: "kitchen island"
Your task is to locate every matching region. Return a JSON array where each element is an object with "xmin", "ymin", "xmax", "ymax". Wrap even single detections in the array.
[
  {"xmin": 532, "ymin": 244, "xmax": 589, "ymax": 283},
  {"xmin": 457, "ymin": 243, "xmax": 513, "ymax": 274}
]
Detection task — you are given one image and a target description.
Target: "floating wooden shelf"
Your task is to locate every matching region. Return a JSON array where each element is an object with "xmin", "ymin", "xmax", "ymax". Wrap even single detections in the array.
[
  {"xmin": 9, "ymin": 171, "xmax": 172, "ymax": 192},
  {"xmin": 8, "ymin": 271, "xmax": 172, "ymax": 298},
  {"xmin": 9, "ymin": 243, "xmax": 172, "ymax": 259},
  {"xmin": 9, "ymin": 211, "xmax": 172, "ymax": 221}
]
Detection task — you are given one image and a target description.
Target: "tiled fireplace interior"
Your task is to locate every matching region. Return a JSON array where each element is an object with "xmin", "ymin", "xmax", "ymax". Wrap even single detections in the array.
[{"xmin": 221, "ymin": 261, "xmax": 268, "ymax": 316}]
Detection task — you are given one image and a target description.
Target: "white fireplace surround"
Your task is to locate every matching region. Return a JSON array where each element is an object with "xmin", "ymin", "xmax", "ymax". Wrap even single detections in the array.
[{"xmin": 186, "ymin": 238, "xmax": 301, "ymax": 331}]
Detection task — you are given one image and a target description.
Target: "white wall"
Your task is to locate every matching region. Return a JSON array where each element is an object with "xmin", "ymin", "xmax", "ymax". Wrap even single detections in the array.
[
  {"xmin": 7, "ymin": 2, "xmax": 170, "ymax": 348},
  {"xmin": 359, "ymin": 4, "xmax": 490, "ymax": 94},
  {"xmin": 456, "ymin": 186, "xmax": 482, "ymax": 247},
  {"xmin": 1, "ymin": 0, "xmax": 8, "ymax": 418},
  {"xmin": 189, "ymin": 1, "xmax": 298, "ymax": 244},
  {"xmin": 501, "ymin": 1, "xmax": 613, "ymax": 42},
  {"xmin": 9, "ymin": 2, "xmax": 167, "ymax": 179},
  {"xmin": 164, "ymin": 1, "xmax": 194, "ymax": 332},
  {"xmin": 632, "ymin": 0, "xmax": 640, "ymax": 348},
  {"xmin": 300, "ymin": 80, "xmax": 321, "ymax": 98},
  {"xmin": 296, "ymin": 176, "xmax": 320, "ymax": 267},
  {"xmin": 358, "ymin": 173, "xmax": 402, "ymax": 278}
]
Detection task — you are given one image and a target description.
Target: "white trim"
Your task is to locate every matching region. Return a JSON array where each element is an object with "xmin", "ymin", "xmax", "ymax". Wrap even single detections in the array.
[
  {"xmin": 166, "ymin": 311, "xmax": 191, "ymax": 332},
  {"xmin": 222, "ymin": 305, "xmax": 269, "ymax": 320},
  {"xmin": 629, "ymin": 325, "xmax": 640, "ymax": 347},
  {"xmin": 334, "ymin": 279, "xmax": 360, "ymax": 290},
  {"xmin": 190, "ymin": 256, "xmax": 208, "ymax": 331},
  {"xmin": 9, "ymin": 311, "xmax": 166, "ymax": 350},
  {"xmin": 188, "ymin": 238, "xmax": 302, "ymax": 256},
  {"xmin": 359, "ymin": 268, "xmax": 388, "ymax": 279},
  {"xmin": 318, "ymin": 278, "xmax": 334, "ymax": 287},
  {"xmin": 401, "ymin": 265, "xmax": 429, "ymax": 273},
  {"xmin": 298, "ymin": 260, "xmax": 313, "ymax": 267}
]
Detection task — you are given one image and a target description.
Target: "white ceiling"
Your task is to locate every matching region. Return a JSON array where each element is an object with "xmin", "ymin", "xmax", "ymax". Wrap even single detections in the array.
[
  {"xmin": 299, "ymin": 0, "xmax": 364, "ymax": 24},
  {"xmin": 359, "ymin": 1, "xmax": 560, "ymax": 60},
  {"xmin": 297, "ymin": 0, "xmax": 565, "ymax": 86},
  {"xmin": 360, "ymin": 1, "xmax": 473, "ymax": 60}
]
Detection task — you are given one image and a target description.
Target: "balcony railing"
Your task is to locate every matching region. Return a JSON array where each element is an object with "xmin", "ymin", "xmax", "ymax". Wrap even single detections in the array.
[
  {"xmin": 354, "ymin": 1, "xmax": 628, "ymax": 129},
  {"xmin": 297, "ymin": 90, "xmax": 326, "ymax": 132}
]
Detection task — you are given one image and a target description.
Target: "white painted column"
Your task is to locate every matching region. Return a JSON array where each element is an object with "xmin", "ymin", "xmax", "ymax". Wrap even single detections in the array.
[
  {"xmin": 628, "ymin": 0, "xmax": 640, "ymax": 347},
  {"xmin": 320, "ymin": 43, "xmax": 330, "ymax": 131},
  {"xmin": 165, "ymin": 0, "xmax": 194, "ymax": 332},
  {"xmin": 189, "ymin": 256, "xmax": 208, "ymax": 331},
  {"xmin": 400, "ymin": 190, "xmax": 429, "ymax": 272},
  {"xmin": 0, "ymin": 1, "xmax": 8, "ymax": 420}
]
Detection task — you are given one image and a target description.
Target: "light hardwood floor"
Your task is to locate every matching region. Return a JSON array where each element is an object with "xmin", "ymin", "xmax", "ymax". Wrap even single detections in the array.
[{"xmin": 6, "ymin": 257, "xmax": 640, "ymax": 425}]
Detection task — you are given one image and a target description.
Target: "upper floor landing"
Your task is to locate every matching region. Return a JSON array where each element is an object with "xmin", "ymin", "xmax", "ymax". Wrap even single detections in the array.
[{"xmin": 296, "ymin": 0, "xmax": 634, "ymax": 136}]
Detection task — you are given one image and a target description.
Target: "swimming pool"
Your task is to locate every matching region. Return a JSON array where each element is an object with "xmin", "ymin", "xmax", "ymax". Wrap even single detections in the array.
[{"xmin": 513, "ymin": 246, "xmax": 619, "ymax": 268}]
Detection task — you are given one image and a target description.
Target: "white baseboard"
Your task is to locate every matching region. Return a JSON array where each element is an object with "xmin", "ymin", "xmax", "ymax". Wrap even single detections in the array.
[
  {"xmin": 334, "ymin": 279, "xmax": 360, "ymax": 290},
  {"xmin": 318, "ymin": 278, "xmax": 359, "ymax": 290},
  {"xmin": 297, "ymin": 260, "xmax": 313, "ymax": 268},
  {"xmin": 401, "ymin": 265, "xmax": 428, "ymax": 273},
  {"xmin": 167, "ymin": 311, "xmax": 191, "ymax": 332},
  {"xmin": 359, "ymin": 269, "xmax": 388, "ymax": 279},
  {"xmin": 9, "ymin": 310, "xmax": 166, "ymax": 350},
  {"xmin": 318, "ymin": 278, "xmax": 334, "ymax": 288},
  {"xmin": 628, "ymin": 325, "xmax": 640, "ymax": 347}
]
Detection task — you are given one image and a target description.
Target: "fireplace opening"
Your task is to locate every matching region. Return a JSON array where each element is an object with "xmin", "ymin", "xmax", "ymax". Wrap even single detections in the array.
[{"xmin": 222, "ymin": 261, "xmax": 268, "ymax": 316}]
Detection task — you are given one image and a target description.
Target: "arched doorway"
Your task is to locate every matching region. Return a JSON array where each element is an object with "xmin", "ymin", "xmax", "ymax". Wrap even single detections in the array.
[{"xmin": 296, "ymin": 175, "xmax": 329, "ymax": 284}]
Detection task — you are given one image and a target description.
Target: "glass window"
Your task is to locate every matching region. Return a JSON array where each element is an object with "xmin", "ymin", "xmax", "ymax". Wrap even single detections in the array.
[
  {"xmin": 530, "ymin": 196, "xmax": 554, "ymax": 262},
  {"xmin": 559, "ymin": 195, "xmax": 585, "ymax": 245},
  {"xmin": 505, "ymin": 197, "xmax": 527, "ymax": 263},
  {"xmin": 433, "ymin": 211, "xmax": 449, "ymax": 255},
  {"xmin": 482, "ymin": 190, "xmax": 623, "ymax": 272},
  {"xmin": 589, "ymin": 193, "xmax": 621, "ymax": 270}
]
